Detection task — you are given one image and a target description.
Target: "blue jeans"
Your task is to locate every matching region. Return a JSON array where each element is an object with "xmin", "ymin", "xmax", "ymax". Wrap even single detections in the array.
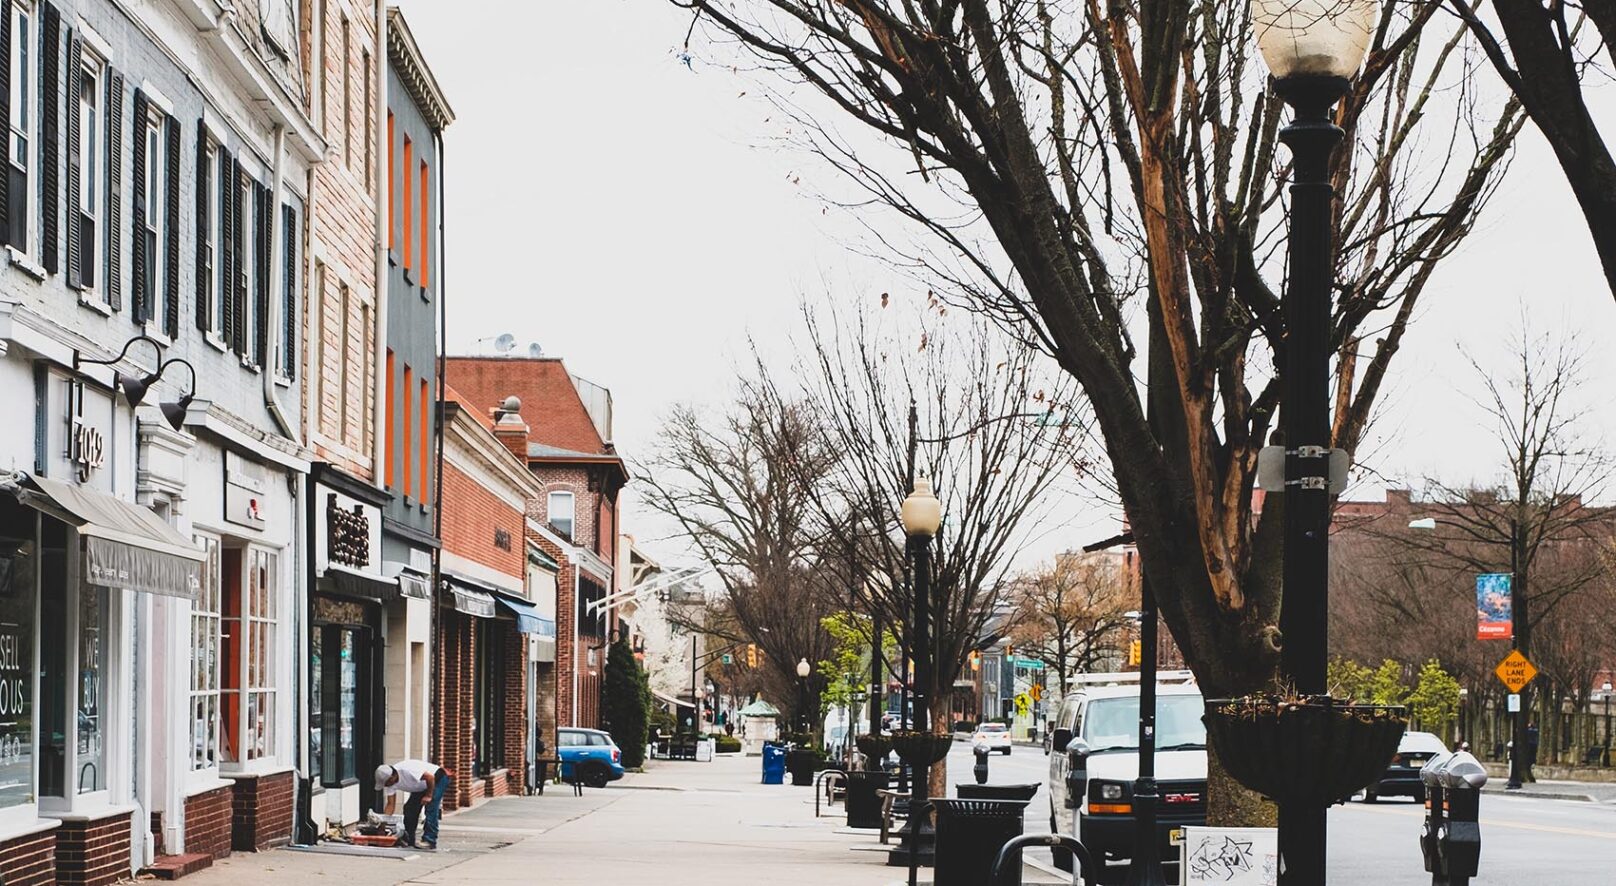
[{"xmin": 402, "ymin": 769, "xmax": 450, "ymax": 845}]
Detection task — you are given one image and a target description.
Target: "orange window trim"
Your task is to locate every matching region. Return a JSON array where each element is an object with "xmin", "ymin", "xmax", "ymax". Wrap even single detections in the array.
[
  {"xmin": 386, "ymin": 113, "xmax": 395, "ymax": 251},
  {"xmin": 402, "ymin": 138, "xmax": 413, "ymax": 271},
  {"xmin": 384, "ymin": 350, "xmax": 396, "ymax": 488},
  {"xmin": 402, "ymin": 365, "xmax": 414, "ymax": 500},
  {"xmin": 418, "ymin": 378, "xmax": 429, "ymax": 501},
  {"xmin": 419, "ymin": 161, "xmax": 429, "ymax": 289}
]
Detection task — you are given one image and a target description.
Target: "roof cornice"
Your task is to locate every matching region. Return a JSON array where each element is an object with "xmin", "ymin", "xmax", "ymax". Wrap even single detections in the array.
[{"xmin": 386, "ymin": 7, "xmax": 455, "ymax": 131}]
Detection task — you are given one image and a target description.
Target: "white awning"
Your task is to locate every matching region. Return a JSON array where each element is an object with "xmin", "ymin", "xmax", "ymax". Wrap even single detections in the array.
[{"xmin": 11, "ymin": 474, "xmax": 203, "ymax": 598}]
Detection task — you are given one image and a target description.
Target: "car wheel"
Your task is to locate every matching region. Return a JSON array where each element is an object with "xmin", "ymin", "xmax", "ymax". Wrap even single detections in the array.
[
  {"xmin": 1363, "ymin": 790, "xmax": 1378, "ymax": 803},
  {"xmin": 1050, "ymin": 811, "xmax": 1074, "ymax": 872},
  {"xmin": 583, "ymin": 763, "xmax": 611, "ymax": 789}
]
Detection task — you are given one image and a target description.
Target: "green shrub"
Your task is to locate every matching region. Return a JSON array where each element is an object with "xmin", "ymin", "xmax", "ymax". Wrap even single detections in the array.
[{"xmin": 713, "ymin": 735, "xmax": 742, "ymax": 753}]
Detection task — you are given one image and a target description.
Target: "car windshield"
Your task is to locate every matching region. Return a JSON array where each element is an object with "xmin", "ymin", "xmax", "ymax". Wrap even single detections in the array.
[
  {"xmin": 980, "ymin": 724, "xmax": 1006, "ymax": 733},
  {"xmin": 1399, "ymin": 732, "xmax": 1447, "ymax": 754},
  {"xmin": 1083, "ymin": 694, "xmax": 1205, "ymax": 751}
]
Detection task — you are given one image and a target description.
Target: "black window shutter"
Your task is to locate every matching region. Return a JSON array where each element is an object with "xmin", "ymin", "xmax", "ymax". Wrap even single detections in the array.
[
  {"xmin": 105, "ymin": 71, "xmax": 122, "ymax": 312},
  {"xmin": 282, "ymin": 204, "xmax": 297, "ymax": 379},
  {"xmin": 129, "ymin": 90, "xmax": 145, "ymax": 320},
  {"xmin": 0, "ymin": 0, "xmax": 14, "ymax": 248},
  {"xmin": 219, "ymin": 152, "xmax": 235, "ymax": 348},
  {"xmin": 193, "ymin": 120, "xmax": 208, "ymax": 330},
  {"xmin": 39, "ymin": 3, "xmax": 56, "ymax": 274},
  {"xmin": 163, "ymin": 115, "xmax": 179, "ymax": 338},
  {"xmin": 231, "ymin": 162, "xmax": 246, "ymax": 356},
  {"xmin": 63, "ymin": 32, "xmax": 80, "ymax": 290},
  {"xmin": 253, "ymin": 181, "xmax": 268, "ymax": 367}
]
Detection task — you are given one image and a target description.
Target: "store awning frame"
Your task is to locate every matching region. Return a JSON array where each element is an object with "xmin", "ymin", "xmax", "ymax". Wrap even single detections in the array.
[
  {"xmin": 8, "ymin": 473, "xmax": 203, "ymax": 598},
  {"xmin": 492, "ymin": 592, "xmax": 553, "ymax": 636}
]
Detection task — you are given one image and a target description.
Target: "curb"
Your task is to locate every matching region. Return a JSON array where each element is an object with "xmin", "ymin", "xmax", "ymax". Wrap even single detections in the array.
[{"xmin": 1481, "ymin": 787, "xmax": 1598, "ymax": 802}]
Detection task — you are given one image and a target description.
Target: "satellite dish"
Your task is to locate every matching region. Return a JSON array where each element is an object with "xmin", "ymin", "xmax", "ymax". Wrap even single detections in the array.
[
  {"xmin": 493, "ymin": 333, "xmax": 516, "ymax": 353},
  {"xmin": 527, "ymin": 342, "xmax": 544, "ymax": 358}
]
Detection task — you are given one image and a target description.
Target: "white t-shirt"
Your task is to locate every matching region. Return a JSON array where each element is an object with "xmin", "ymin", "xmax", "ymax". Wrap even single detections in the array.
[{"xmin": 385, "ymin": 760, "xmax": 437, "ymax": 796}]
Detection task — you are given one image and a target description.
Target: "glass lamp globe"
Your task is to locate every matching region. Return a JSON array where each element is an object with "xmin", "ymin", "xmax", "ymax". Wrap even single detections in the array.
[
  {"xmin": 901, "ymin": 478, "xmax": 943, "ymax": 538},
  {"xmin": 1251, "ymin": 0, "xmax": 1378, "ymax": 79},
  {"xmin": 797, "ymin": 657, "xmax": 812, "ymax": 678}
]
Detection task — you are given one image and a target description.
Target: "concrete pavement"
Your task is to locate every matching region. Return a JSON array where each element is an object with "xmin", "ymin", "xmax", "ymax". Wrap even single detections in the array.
[{"xmin": 170, "ymin": 754, "xmax": 1059, "ymax": 886}]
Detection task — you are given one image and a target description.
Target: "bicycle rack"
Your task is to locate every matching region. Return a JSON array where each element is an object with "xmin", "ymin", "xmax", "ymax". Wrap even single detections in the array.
[
  {"xmin": 814, "ymin": 769, "xmax": 848, "ymax": 818},
  {"xmin": 992, "ymin": 833, "xmax": 1098, "ymax": 886}
]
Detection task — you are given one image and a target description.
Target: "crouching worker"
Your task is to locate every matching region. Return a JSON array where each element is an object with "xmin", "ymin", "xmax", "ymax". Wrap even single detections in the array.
[{"xmin": 375, "ymin": 760, "xmax": 451, "ymax": 850}]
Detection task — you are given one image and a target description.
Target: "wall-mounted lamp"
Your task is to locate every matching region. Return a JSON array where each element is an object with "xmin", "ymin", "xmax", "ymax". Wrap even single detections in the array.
[
  {"xmin": 154, "ymin": 358, "xmax": 197, "ymax": 431},
  {"xmin": 73, "ymin": 334, "xmax": 165, "ymax": 407}
]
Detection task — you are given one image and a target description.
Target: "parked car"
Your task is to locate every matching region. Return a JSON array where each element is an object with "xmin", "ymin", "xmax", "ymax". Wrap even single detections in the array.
[
  {"xmin": 1047, "ymin": 683, "xmax": 1206, "ymax": 881},
  {"xmin": 1362, "ymin": 730, "xmax": 1448, "ymax": 803},
  {"xmin": 558, "ymin": 727, "xmax": 626, "ymax": 787},
  {"xmin": 973, "ymin": 722, "xmax": 1013, "ymax": 755}
]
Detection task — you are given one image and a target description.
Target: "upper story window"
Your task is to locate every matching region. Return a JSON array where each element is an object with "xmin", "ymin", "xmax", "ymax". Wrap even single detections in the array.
[
  {"xmin": 196, "ymin": 135, "xmax": 220, "ymax": 335},
  {"xmin": 548, "ymin": 491, "xmax": 575, "ymax": 541},
  {"xmin": 136, "ymin": 106, "xmax": 165, "ymax": 324},
  {"xmin": 68, "ymin": 46, "xmax": 103, "ymax": 295},
  {"xmin": 6, "ymin": 1, "xmax": 32, "ymax": 254},
  {"xmin": 340, "ymin": 15, "xmax": 351, "ymax": 167}
]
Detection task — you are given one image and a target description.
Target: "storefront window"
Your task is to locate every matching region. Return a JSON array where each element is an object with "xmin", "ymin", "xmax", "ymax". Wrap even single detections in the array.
[
  {"xmin": 38, "ymin": 517, "xmax": 66, "ymax": 797},
  {"xmin": 189, "ymin": 537, "xmax": 221, "ymax": 771},
  {"xmin": 76, "ymin": 584, "xmax": 107, "ymax": 794},
  {"xmin": 309, "ymin": 629, "xmax": 322, "ymax": 784},
  {"xmin": 339, "ymin": 631, "xmax": 357, "ymax": 780},
  {"xmin": 0, "ymin": 505, "xmax": 37, "ymax": 812},
  {"xmin": 245, "ymin": 549, "xmax": 277, "ymax": 760}
]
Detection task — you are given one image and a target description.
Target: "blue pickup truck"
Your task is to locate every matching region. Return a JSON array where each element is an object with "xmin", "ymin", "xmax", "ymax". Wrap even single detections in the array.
[{"xmin": 558, "ymin": 727, "xmax": 626, "ymax": 787}]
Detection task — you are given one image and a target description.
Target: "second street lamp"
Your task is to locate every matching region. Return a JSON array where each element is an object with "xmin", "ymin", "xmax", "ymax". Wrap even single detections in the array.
[
  {"xmin": 1251, "ymin": 1, "xmax": 1377, "ymax": 883},
  {"xmin": 797, "ymin": 657, "xmax": 813, "ymax": 736}
]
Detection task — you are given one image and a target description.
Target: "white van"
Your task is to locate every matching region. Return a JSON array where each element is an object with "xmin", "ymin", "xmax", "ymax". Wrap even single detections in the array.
[{"xmin": 1045, "ymin": 682, "xmax": 1207, "ymax": 879}]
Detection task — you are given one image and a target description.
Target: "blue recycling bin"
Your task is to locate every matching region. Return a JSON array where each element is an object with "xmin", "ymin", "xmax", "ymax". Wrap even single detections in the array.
[{"xmin": 762, "ymin": 743, "xmax": 786, "ymax": 784}]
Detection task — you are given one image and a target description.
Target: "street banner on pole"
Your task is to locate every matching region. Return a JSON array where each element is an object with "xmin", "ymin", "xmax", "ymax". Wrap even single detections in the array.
[{"xmin": 1475, "ymin": 573, "xmax": 1513, "ymax": 640}]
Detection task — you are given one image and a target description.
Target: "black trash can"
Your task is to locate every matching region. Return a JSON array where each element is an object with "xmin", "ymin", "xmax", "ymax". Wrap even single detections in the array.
[
  {"xmin": 845, "ymin": 770, "xmax": 891, "ymax": 829},
  {"xmin": 786, "ymin": 749, "xmax": 818, "ymax": 786},
  {"xmin": 932, "ymin": 798, "xmax": 1031, "ymax": 886},
  {"xmin": 955, "ymin": 782, "xmax": 1039, "ymax": 801}
]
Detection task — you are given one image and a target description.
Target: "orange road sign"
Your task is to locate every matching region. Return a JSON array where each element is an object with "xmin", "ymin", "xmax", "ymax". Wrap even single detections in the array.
[{"xmin": 1495, "ymin": 650, "xmax": 1537, "ymax": 693}]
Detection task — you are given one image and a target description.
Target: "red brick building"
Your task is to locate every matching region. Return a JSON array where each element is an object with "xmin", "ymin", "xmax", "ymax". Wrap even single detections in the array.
[
  {"xmin": 445, "ymin": 357, "xmax": 627, "ymax": 731},
  {"xmin": 433, "ymin": 389, "xmax": 554, "ymax": 808}
]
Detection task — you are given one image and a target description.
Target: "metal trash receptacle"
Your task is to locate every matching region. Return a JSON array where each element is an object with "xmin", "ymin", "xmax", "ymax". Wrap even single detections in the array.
[
  {"xmin": 955, "ymin": 783, "xmax": 1039, "ymax": 801},
  {"xmin": 933, "ymin": 797, "xmax": 1031, "ymax": 886},
  {"xmin": 762, "ymin": 743, "xmax": 786, "ymax": 784}
]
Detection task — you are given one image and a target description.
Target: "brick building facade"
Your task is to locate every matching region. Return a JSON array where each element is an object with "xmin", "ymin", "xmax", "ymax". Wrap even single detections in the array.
[
  {"xmin": 433, "ymin": 390, "xmax": 553, "ymax": 808},
  {"xmin": 445, "ymin": 357, "xmax": 627, "ymax": 732}
]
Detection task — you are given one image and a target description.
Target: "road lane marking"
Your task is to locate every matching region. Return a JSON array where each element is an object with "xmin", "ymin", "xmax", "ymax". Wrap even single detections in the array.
[{"xmin": 1340, "ymin": 803, "xmax": 1616, "ymax": 840}]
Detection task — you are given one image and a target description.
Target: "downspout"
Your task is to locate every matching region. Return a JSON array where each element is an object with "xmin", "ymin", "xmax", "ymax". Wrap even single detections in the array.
[
  {"xmin": 431, "ymin": 130, "xmax": 446, "ymax": 763},
  {"xmin": 369, "ymin": 0, "xmax": 388, "ymax": 489},
  {"xmin": 263, "ymin": 124, "xmax": 295, "ymax": 440}
]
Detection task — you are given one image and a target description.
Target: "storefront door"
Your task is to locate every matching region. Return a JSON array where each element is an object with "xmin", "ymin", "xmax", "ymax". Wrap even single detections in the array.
[{"xmin": 311, "ymin": 620, "xmax": 376, "ymax": 810}]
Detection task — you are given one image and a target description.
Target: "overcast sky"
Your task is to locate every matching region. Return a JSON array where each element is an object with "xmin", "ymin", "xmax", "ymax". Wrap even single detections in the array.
[{"xmin": 402, "ymin": 1, "xmax": 1616, "ymax": 571}]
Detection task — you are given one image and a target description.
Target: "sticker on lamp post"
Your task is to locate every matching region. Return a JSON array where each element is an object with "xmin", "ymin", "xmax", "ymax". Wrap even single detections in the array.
[{"xmin": 1507, "ymin": 694, "xmax": 1521, "ymax": 713}]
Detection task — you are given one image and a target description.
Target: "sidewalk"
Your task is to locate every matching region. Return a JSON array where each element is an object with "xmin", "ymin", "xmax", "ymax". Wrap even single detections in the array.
[
  {"xmin": 167, "ymin": 755, "xmax": 1059, "ymax": 885},
  {"xmin": 1481, "ymin": 778, "xmax": 1616, "ymax": 803}
]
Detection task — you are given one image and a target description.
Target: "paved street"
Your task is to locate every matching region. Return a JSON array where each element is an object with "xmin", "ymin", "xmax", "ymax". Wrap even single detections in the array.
[{"xmin": 160, "ymin": 746, "xmax": 1612, "ymax": 885}]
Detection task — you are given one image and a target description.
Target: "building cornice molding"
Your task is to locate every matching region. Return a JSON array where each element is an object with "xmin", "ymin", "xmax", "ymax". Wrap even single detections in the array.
[{"xmin": 386, "ymin": 7, "xmax": 454, "ymax": 130}]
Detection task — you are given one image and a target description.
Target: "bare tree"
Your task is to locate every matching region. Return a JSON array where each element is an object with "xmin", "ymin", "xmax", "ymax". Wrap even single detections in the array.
[
  {"xmin": 671, "ymin": 0, "xmax": 1522, "ymax": 821},
  {"xmin": 792, "ymin": 306, "xmax": 1091, "ymax": 795},
  {"xmin": 641, "ymin": 389, "xmax": 845, "ymax": 730},
  {"xmin": 1009, "ymin": 551, "xmax": 1136, "ymax": 690},
  {"xmin": 1447, "ymin": 0, "xmax": 1616, "ymax": 300},
  {"xmin": 1335, "ymin": 325, "xmax": 1613, "ymax": 777}
]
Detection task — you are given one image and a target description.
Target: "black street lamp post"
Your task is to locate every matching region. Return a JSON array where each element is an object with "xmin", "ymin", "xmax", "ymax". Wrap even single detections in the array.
[
  {"xmin": 797, "ymin": 657, "xmax": 813, "ymax": 737},
  {"xmin": 1603, "ymin": 682, "xmax": 1612, "ymax": 763},
  {"xmin": 901, "ymin": 477, "xmax": 941, "ymax": 886},
  {"xmin": 1127, "ymin": 577, "xmax": 1166, "ymax": 886},
  {"xmin": 1252, "ymin": 2, "xmax": 1376, "ymax": 882}
]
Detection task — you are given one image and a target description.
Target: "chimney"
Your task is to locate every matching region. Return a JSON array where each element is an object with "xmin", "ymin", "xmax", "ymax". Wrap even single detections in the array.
[
  {"xmin": 493, "ymin": 395, "xmax": 529, "ymax": 463},
  {"xmin": 1386, "ymin": 489, "xmax": 1412, "ymax": 507}
]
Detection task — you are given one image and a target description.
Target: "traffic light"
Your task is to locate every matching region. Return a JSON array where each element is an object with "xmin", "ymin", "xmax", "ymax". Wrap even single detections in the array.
[
  {"xmin": 970, "ymin": 650, "xmax": 981, "ymax": 671},
  {"xmin": 746, "ymin": 644, "xmax": 758, "ymax": 668},
  {"xmin": 1030, "ymin": 683, "xmax": 1042, "ymax": 702},
  {"xmin": 1128, "ymin": 640, "xmax": 1142, "ymax": 667}
]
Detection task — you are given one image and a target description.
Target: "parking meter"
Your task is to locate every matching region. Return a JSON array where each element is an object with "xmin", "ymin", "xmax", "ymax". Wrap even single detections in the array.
[
  {"xmin": 974, "ymin": 745, "xmax": 990, "ymax": 785},
  {"xmin": 1418, "ymin": 751, "xmax": 1487, "ymax": 886}
]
